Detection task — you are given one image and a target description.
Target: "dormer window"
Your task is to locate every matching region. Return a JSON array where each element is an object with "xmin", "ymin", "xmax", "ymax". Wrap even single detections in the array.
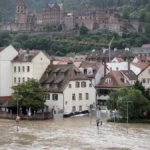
[
  {"xmin": 105, "ymin": 78, "xmax": 111, "ymax": 84},
  {"xmin": 61, "ymin": 72, "xmax": 64, "ymax": 77},
  {"xmin": 54, "ymin": 83, "xmax": 58, "ymax": 88},
  {"xmin": 46, "ymin": 84, "xmax": 50, "ymax": 89},
  {"xmin": 53, "ymin": 72, "xmax": 56, "ymax": 77}
]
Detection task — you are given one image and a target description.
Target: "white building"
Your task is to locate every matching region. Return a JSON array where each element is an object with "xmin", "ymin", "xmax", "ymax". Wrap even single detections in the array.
[
  {"xmin": 138, "ymin": 65, "xmax": 150, "ymax": 89},
  {"xmin": 12, "ymin": 50, "xmax": 50, "ymax": 85},
  {"xmin": 78, "ymin": 61, "xmax": 104, "ymax": 86},
  {"xmin": 40, "ymin": 63, "xmax": 96, "ymax": 117},
  {"xmin": 0, "ymin": 45, "xmax": 18, "ymax": 98}
]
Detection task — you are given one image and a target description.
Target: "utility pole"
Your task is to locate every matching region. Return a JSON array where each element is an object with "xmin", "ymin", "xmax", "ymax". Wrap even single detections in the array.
[
  {"xmin": 109, "ymin": 37, "xmax": 114, "ymax": 62},
  {"xmin": 127, "ymin": 101, "xmax": 129, "ymax": 134}
]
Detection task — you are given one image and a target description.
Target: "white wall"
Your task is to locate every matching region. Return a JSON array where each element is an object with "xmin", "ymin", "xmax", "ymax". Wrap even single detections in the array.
[
  {"xmin": 45, "ymin": 93, "xmax": 64, "ymax": 112},
  {"xmin": 0, "ymin": 45, "xmax": 18, "ymax": 96},
  {"xmin": 138, "ymin": 66, "xmax": 150, "ymax": 89},
  {"xmin": 106, "ymin": 62, "xmax": 128, "ymax": 71},
  {"xmin": 130, "ymin": 64, "xmax": 141, "ymax": 75},
  {"xmin": 95, "ymin": 65, "xmax": 104, "ymax": 86},
  {"xmin": 12, "ymin": 51, "xmax": 50, "ymax": 84},
  {"xmin": 32, "ymin": 51, "xmax": 50, "ymax": 79},
  {"xmin": 63, "ymin": 80, "xmax": 96, "ymax": 114}
]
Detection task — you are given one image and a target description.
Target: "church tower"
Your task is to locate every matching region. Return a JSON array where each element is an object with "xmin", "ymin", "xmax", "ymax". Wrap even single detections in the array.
[{"xmin": 15, "ymin": 0, "xmax": 28, "ymax": 24}]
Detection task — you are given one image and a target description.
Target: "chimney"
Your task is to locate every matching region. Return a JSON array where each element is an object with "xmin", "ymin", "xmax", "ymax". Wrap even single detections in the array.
[
  {"xmin": 128, "ymin": 61, "xmax": 130, "ymax": 70},
  {"xmin": 104, "ymin": 62, "xmax": 107, "ymax": 77},
  {"xmin": 26, "ymin": 48, "xmax": 29, "ymax": 54},
  {"xmin": 50, "ymin": 59, "xmax": 53, "ymax": 65}
]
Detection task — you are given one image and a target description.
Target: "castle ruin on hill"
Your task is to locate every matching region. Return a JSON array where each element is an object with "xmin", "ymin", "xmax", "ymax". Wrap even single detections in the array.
[{"xmin": 1, "ymin": 0, "xmax": 124, "ymax": 33}]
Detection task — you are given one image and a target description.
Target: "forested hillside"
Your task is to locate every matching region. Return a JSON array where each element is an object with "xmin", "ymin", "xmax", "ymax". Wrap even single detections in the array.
[{"xmin": 1, "ymin": 0, "xmax": 150, "ymax": 23}]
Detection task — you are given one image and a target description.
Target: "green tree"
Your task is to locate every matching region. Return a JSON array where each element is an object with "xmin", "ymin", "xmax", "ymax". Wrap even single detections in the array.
[
  {"xmin": 109, "ymin": 88, "xmax": 150, "ymax": 119},
  {"xmin": 133, "ymin": 81, "xmax": 150, "ymax": 101},
  {"xmin": 80, "ymin": 26, "xmax": 89, "ymax": 35},
  {"xmin": 58, "ymin": 24, "xmax": 63, "ymax": 31},
  {"xmin": 44, "ymin": 23, "xmax": 53, "ymax": 32},
  {"xmin": 12, "ymin": 79, "xmax": 45, "ymax": 109}
]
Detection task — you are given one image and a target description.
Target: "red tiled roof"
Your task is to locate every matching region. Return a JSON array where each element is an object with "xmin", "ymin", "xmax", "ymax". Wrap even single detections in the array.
[
  {"xmin": 96, "ymin": 71, "xmax": 131, "ymax": 88},
  {"xmin": 131, "ymin": 63, "xmax": 149, "ymax": 70},
  {"xmin": 115, "ymin": 57, "xmax": 124, "ymax": 62},
  {"xmin": 141, "ymin": 44, "xmax": 150, "ymax": 48},
  {"xmin": 0, "ymin": 96, "xmax": 12, "ymax": 103}
]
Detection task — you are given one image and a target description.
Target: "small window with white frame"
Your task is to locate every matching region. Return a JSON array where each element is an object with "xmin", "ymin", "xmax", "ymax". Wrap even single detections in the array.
[
  {"xmin": 79, "ymin": 105, "xmax": 82, "ymax": 111},
  {"xmin": 105, "ymin": 78, "xmax": 111, "ymax": 84},
  {"xmin": 52, "ymin": 94, "xmax": 58, "ymax": 101}
]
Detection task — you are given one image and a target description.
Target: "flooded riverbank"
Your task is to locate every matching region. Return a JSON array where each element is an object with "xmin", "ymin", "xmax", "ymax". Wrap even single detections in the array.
[{"xmin": 0, "ymin": 116, "xmax": 150, "ymax": 150}]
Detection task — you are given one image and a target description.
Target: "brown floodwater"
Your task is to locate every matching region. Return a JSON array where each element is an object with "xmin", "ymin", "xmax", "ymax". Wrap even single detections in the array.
[{"xmin": 0, "ymin": 115, "xmax": 150, "ymax": 150}]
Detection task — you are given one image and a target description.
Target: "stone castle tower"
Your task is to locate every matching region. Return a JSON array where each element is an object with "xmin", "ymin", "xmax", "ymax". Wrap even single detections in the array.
[{"xmin": 15, "ymin": 0, "xmax": 28, "ymax": 24}]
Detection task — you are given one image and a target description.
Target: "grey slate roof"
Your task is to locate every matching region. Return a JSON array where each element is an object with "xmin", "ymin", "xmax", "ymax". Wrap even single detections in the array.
[
  {"xmin": 86, "ymin": 49, "xmax": 134, "ymax": 59},
  {"xmin": 40, "ymin": 63, "xmax": 88, "ymax": 93},
  {"xmin": 121, "ymin": 70, "xmax": 137, "ymax": 80}
]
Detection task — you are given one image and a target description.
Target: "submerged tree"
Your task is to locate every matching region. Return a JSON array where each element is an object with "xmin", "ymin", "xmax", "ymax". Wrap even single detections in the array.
[
  {"xmin": 12, "ymin": 79, "xmax": 45, "ymax": 109},
  {"xmin": 109, "ymin": 88, "xmax": 150, "ymax": 119}
]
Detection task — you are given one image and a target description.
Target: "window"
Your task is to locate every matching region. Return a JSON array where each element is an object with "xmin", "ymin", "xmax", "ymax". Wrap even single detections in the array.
[
  {"xmin": 105, "ymin": 78, "xmax": 111, "ymax": 84},
  {"xmin": 86, "ymin": 93, "xmax": 89, "ymax": 100},
  {"xmin": 81, "ymin": 82, "xmax": 86, "ymax": 88},
  {"xmin": 116, "ymin": 67, "xmax": 119, "ymax": 71},
  {"xmin": 79, "ymin": 93, "xmax": 82, "ymax": 100},
  {"xmin": 147, "ymin": 78, "xmax": 150, "ymax": 83},
  {"xmin": 79, "ymin": 106, "xmax": 82, "ymax": 111},
  {"xmin": 72, "ymin": 94, "xmax": 76, "ymax": 100},
  {"xmin": 18, "ymin": 78, "xmax": 20, "ymax": 83},
  {"xmin": 27, "ymin": 66, "xmax": 30, "ymax": 72},
  {"xmin": 46, "ymin": 94, "xmax": 50, "ymax": 100},
  {"xmin": 76, "ymin": 82, "xmax": 80, "ymax": 88},
  {"xmin": 14, "ymin": 78, "xmax": 16, "ymax": 84},
  {"xmin": 52, "ymin": 94, "xmax": 58, "ymax": 100},
  {"xmin": 61, "ymin": 72, "xmax": 64, "ymax": 77},
  {"xmin": 142, "ymin": 78, "xmax": 146, "ymax": 84},
  {"xmin": 22, "ymin": 77, "xmax": 25, "ymax": 83},
  {"xmin": 148, "ymin": 69, "xmax": 150, "ymax": 74},
  {"xmin": 18, "ymin": 66, "xmax": 20, "ymax": 72},
  {"xmin": 14, "ymin": 67, "xmax": 16, "ymax": 73},
  {"xmin": 22, "ymin": 66, "xmax": 25, "ymax": 72},
  {"xmin": 72, "ymin": 106, "xmax": 76, "ymax": 112},
  {"xmin": 69, "ymin": 84, "xmax": 72, "ymax": 88},
  {"xmin": 65, "ymin": 101, "xmax": 67, "ymax": 105}
]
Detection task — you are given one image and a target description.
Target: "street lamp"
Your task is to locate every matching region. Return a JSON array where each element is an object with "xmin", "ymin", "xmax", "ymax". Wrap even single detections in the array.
[{"xmin": 16, "ymin": 95, "xmax": 22, "ymax": 131}]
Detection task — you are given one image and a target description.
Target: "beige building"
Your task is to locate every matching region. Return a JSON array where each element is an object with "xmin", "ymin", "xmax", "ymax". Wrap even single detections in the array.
[
  {"xmin": 138, "ymin": 65, "xmax": 150, "ymax": 89},
  {"xmin": 12, "ymin": 50, "xmax": 50, "ymax": 85}
]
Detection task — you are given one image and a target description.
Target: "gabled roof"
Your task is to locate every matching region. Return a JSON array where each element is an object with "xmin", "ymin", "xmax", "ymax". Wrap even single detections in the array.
[
  {"xmin": 131, "ymin": 63, "xmax": 149, "ymax": 70},
  {"xmin": 96, "ymin": 71, "xmax": 131, "ymax": 88},
  {"xmin": 121, "ymin": 70, "xmax": 137, "ymax": 80},
  {"xmin": 40, "ymin": 63, "xmax": 88, "ymax": 93},
  {"xmin": 48, "ymin": 3, "xmax": 64, "ymax": 10},
  {"xmin": 114, "ymin": 57, "xmax": 124, "ymax": 62},
  {"xmin": 12, "ymin": 50, "xmax": 50, "ymax": 62},
  {"xmin": 86, "ymin": 49, "xmax": 134, "ymax": 59},
  {"xmin": 79, "ymin": 61, "xmax": 103, "ymax": 78}
]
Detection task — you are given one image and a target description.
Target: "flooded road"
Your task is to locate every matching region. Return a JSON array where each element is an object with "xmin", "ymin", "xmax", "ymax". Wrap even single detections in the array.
[{"xmin": 0, "ymin": 116, "xmax": 150, "ymax": 150}]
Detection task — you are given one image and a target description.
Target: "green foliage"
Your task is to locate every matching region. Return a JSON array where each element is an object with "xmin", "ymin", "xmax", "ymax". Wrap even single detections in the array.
[
  {"xmin": 80, "ymin": 26, "xmax": 89, "ymax": 35},
  {"xmin": 109, "ymin": 88, "xmax": 150, "ymax": 119},
  {"xmin": 133, "ymin": 81, "xmax": 150, "ymax": 101},
  {"xmin": 58, "ymin": 24, "xmax": 63, "ymax": 31},
  {"xmin": 11, "ymin": 79, "xmax": 45, "ymax": 109},
  {"xmin": 44, "ymin": 23, "xmax": 53, "ymax": 32}
]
